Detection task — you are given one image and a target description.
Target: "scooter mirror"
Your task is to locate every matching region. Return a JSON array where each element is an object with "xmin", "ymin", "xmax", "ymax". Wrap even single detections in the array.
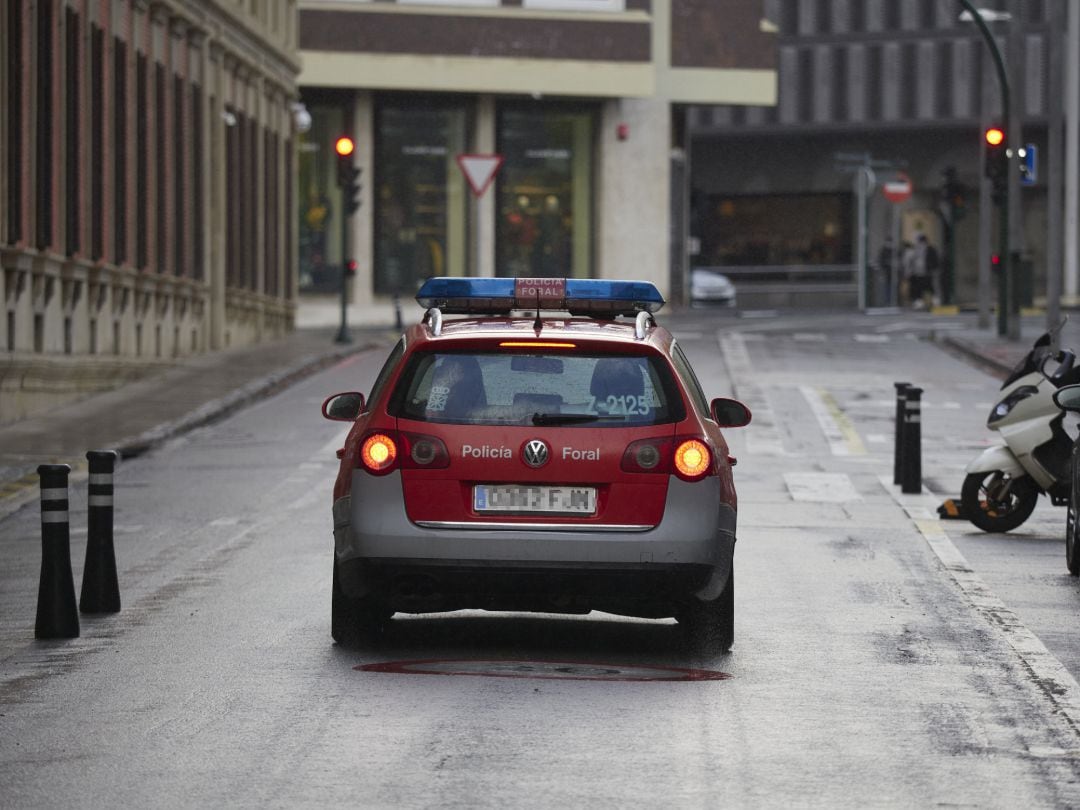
[{"xmin": 1052, "ymin": 384, "xmax": 1080, "ymax": 413}]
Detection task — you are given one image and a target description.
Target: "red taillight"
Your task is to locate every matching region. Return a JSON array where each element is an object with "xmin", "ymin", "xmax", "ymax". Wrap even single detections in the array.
[
  {"xmin": 674, "ymin": 439, "xmax": 711, "ymax": 481},
  {"xmin": 622, "ymin": 436, "xmax": 713, "ymax": 481},
  {"xmin": 357, "ymin": 431, "xmax": 449, "ymax": 474},
  {"xmin": 621, "ymin": 438, "xmax": 673, "ymax": 473},
  {"xmin": 401, "ymin": 432, "xmax": 450, "ymax": 469},
  {"xmin": 360, "ymin": 433, "xmax": 398, "ymax": 475}
]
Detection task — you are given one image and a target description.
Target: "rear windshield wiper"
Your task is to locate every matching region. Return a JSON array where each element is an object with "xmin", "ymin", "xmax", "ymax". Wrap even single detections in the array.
[{"xmin": 531, "ymin": 412, "xmax": 626, "ymax": 426}]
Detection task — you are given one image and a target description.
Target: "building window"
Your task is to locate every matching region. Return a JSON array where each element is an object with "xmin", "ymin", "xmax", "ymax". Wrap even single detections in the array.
[
  {"xmin": 65, "ymin": 9, "xmax": 80, "ymax": 256},
  {"xmin": 192, "ymin": 85, "xmax": 203, "ymax": 279},
  {"xmin": 6, "ymin": 1, "xmax": 22, "ymax": 244},
  {"xmin": 173, "ymin": 75, "xmax": 185, "ymax": 275},
  {"xmin": 35, "ymin": 0, "xmax": 54, "ymax": 251},
  {"xmin": 697, "ymin": 193, "xmax": 853, "ymax": 268},
  {"xmin": 91, "ymin": 25, "xmax": 104, "ymax": 262},
  {"xmin": 137, "ymin": 54, "xmax": 149, "ymax": 268},
  {"xmin": 298, "ymin": 105, "xmax": 343, "ymax": 293},
  {"xmin": 496, "ymin": 105, "xmax": 594, "ymax": 279},
  {"xmin": 114, "ymin": 38, "xmax": 127, "ymax": 265},
  {"xmin": 373, "ymin": 101, "xmax": 469, "ymax": 295},
  {"xmin": 226, "ymin": 106, "xmax": 240, "ymax": 288},
  {"xmin": 155, "ymin": 63, "xmax": 167, "ymax": 273}
]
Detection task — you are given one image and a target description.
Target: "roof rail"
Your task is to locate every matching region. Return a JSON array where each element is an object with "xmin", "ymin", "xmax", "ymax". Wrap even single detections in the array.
[{"xmin": 423, "ymin": 307, "xmax": 444, "ymax": 337}]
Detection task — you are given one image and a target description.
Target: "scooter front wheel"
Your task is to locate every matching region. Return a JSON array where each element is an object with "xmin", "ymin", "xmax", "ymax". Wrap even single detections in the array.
[{"xmin": 961, "ymin": 471, "xmax": 1039, "ymax": 533}]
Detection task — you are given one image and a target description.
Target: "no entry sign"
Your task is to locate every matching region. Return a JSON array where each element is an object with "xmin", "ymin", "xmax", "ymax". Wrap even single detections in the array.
[{"xmin": 882, "ymin": 172, "xmax": 913, "ymax": 203}]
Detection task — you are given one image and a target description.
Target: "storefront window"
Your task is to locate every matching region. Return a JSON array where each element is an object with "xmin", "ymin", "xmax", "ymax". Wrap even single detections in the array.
[
  {"xmin": 496, "ymin": 106, "xmax": 593, "ymax": 279},
  {"xmin": 374, "ymin": 102, "xmax": 469, "ymax": 295},
  {"xmin": 297, "ymin": 105, "xmax": 344, "ymax": 293},
  {"xmin": 696, "ymin": 192, "xmax": 853, "ymax": 267}
]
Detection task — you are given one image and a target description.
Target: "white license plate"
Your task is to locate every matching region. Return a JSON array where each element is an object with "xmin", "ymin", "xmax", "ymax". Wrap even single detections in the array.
[{"xmin": 473, "ymin": 485, "xmax": 597, "ymax": 515}]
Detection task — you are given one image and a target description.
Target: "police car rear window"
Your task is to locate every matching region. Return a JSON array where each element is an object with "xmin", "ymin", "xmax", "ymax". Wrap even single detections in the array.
[{"xmin": 391, "ymin": 352, "xmax": 685, "ymax": 426}]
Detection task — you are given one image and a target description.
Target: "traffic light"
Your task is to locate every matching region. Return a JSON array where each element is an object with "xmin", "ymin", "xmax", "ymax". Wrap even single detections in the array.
[
  {"xmin": 939, "ymin": 166, "xmax": 966, "ymax": 222},
  {"xmin": 344, "ymin": 259, "xmax": 357, "ymax": 278},
  {"xmin": 984, "ymin": 126, "xmax": 1007, "ymax": 205},
  {"xmin": 335, "ymin": 136, "xmax": 362, "ymax": 216}
]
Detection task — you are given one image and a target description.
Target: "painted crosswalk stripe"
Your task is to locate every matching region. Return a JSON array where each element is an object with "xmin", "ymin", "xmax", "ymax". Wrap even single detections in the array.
[{"xmin": 784, "ymin": 472, "xmax": 861, "ymax": 502}]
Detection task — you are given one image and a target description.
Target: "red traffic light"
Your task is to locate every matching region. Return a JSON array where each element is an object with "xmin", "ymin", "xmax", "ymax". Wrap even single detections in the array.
[
  {"xmin": 985, "ymin": 127, "xmax": 1005, "ymax": 148},
  {"xmin": 345, "ymin": 259, "xmax": 358, "ymax": 277},
  {"xmin": 335, "ymin": 136, "xmax": 355, "ymax": 157}
]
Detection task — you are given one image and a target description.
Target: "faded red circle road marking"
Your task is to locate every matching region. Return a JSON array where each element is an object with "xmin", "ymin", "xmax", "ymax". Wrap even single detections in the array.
[{"xmin": 357, "ymin": 659, "xmax": 731, "ymax": 682}]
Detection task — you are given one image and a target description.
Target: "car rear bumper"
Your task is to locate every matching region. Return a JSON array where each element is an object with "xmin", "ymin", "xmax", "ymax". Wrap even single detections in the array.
[{"xmin": 333, "ymin": 471, "xmax": 735, "ymax": 610}]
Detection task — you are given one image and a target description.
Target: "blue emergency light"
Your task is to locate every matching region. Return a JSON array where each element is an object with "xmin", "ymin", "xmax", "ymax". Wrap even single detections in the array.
[{"xmin": 415, "ymin": 277, "xmax": 665, "ymax": 316}]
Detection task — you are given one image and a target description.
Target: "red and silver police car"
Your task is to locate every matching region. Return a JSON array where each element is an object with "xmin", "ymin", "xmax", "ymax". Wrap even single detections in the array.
[{"xmin": 321, "ymin": 277, "xmax": 750, "ymax": 651}]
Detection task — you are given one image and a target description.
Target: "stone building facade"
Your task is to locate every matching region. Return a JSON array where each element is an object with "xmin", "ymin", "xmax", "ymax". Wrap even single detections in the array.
[{"xmin": 0, "ymin": 0, "xmax": 300, "ymax": 424}]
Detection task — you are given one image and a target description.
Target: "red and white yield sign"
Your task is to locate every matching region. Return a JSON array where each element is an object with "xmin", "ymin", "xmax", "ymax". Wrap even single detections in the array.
[
  {"xmin": 457, "ymin": 153, "xmax": 504, "ymax": 197},
  {"xmin": 882, "ymin": 172, "xmax": 913, "ymax": 203}
]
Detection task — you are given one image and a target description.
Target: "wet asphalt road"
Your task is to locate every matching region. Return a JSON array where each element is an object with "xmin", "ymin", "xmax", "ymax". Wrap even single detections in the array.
[{"xmin": 3, "ymin": 310, "xmax": 1080, "ymax": 807}]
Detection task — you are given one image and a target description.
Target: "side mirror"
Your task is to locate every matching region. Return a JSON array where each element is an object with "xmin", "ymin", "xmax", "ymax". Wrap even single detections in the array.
[
  {"xmin": 322, "ymin": 391, "xmax": 365, "ymax": 421},
  {"xmin": 1053, "ymin": 384, "xmax": 1080, "ymax": 413},
  {"xmin": 710, "ymin": 397, "xmax": 752, "ymax": 427}
]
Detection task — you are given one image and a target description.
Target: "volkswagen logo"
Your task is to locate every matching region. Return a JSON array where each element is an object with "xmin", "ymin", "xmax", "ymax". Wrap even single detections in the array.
[{"xmin": 522, "ymin": 439, "xmax": 549, "ymax": 468}]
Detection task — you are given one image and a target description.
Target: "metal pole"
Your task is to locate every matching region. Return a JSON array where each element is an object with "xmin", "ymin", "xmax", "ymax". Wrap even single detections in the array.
[
  {"xmin": 1066, "ymin": 0, "xmax": 1080, "ymax": 303},
  {"xmin": 1007, "ymin": 0, "xmax": 1024, "ymax": 340},
  {"xmin": 1047, "ymin": 0, "xmax": 1066, "ymax": 330},
  {"xmin": 960, "ymin": 0, "xmax": 1012, "ymax": 338},
  {"xmin": 891, "ymin": 205, "xmax": 901, "ymax": 307},
  {"xmin": 335, "ymin": 185, "xmax": 352, "ymax": 345},
  {"xmin": 977, "ymin": 43, "xmax": 994, "ymax": 329}
]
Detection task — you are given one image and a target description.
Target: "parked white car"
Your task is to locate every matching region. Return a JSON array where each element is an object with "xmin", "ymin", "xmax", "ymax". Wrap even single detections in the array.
[{"xmin": 690, "ymin": 268, "xmax": 737, "ymax": 308}]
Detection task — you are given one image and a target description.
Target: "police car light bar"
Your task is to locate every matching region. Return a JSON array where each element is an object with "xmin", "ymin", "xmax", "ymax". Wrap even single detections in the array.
[{"xmin": 415, "ymin": 277, "xmax": 665, "ymax": 316}]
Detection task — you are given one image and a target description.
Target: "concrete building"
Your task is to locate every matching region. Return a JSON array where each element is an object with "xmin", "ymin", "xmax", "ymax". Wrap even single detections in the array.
[
  {"xmin": 0, "ymin": 0, "xmax": 300, "ymax": 424},
  {"xmin": 296, "ymin": 0, "xmax": 777, "ymax": 325},
  {"xmin": 688, "ymin": 0, "xmax": 1066, "ymax": 310}
]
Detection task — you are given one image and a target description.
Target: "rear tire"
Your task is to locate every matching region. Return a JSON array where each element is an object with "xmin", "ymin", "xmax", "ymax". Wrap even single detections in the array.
[
  {"xmin": 1067, "ymin": 454, "xmax": 1080, "ymax": 576},
  {"xmin": 1067, "ymin": 499, "xmax": 1080, "ymax": 576},
  {"xmin": 961, "ymin": 471, "xmax": 1039, "ymax": 534},
  {"xmin": 679, "ymin": 568, "xmax": 734, "ymax": 654},
  {"xmin": 332, "ymin": 563, "xmax": 392, "ymax": 645}
]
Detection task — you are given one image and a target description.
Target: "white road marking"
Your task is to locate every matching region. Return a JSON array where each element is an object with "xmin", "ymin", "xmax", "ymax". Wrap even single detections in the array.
[
  {"xmin": 793, "ymin": 333, "xmax": 827, "ymax": 342},
  {"xmin": 854, "ymin": 333, "xmax": 890, "ymax": 343},
  {"xmin": 719, "ymin": 333, "xmax": 786, "ymax": 455},
  {"xmin": 784, "ymin": 472, "xmax": 862, "ymax": 502},
  {"xmin": 318, "ymin": 428, "xmax": 351, "ymax": 459}
]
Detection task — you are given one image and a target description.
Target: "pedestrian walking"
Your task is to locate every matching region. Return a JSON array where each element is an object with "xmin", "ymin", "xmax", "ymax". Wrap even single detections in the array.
[
  {"xmin": 911, "ymin": 233, "xmax": 940, "ymax": 309},
  {"xmin": 900, "ymin": 240, "xmax": 916, "ymax": 307}
]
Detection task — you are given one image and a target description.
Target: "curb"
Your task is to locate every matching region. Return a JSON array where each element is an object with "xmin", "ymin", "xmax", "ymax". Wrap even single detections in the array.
[
  {"xmin": 0, "ymin": 339, "xmax": 381, "ymax": 522},
  {"xmin": 933, "ymin": 334, "xmax": 1013, "ymax": 379}
]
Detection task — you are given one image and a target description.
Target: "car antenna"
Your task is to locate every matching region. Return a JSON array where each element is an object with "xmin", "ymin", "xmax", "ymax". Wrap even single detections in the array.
[{"xmin": 533, "ymin": 288, "xmax": 543, "ymax": 333}]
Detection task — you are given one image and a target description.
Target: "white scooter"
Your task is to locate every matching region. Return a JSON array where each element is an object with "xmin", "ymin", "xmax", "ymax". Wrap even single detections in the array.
[{"xmin": 962, "ymin": 322, "xmax": 1080, "ymax": 533}]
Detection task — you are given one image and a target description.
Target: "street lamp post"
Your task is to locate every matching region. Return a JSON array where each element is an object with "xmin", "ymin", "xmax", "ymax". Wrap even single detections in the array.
[{"xmin": 959, "ymin": 0, "xmax": 1012, "ymax": 338}]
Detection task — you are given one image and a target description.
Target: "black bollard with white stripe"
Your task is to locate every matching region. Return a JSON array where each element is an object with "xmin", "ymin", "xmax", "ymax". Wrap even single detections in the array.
[
  {"xmin": 893, "ymin": 382, "xmax": 911, "ymax": 485},
  {"xmin": 901, "ymin": 387, "xmax": 924, "ymax": 494},
  {"xmin": 35, "ymin": 464, "xmax": 80, "ymax": 639},
  {"xmin": 80, "ymin": 450, "xmax": 121, "ymax": 613}
]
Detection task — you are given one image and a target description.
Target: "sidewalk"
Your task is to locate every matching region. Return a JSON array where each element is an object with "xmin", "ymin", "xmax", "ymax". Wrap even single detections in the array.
[
  {"xmin": 933, "ymin": 310, "xmax": 1080, "ymax": 378},
  {"xmin": 0, "ymin": 325, "xmax": 397, "ymax": 519}
]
